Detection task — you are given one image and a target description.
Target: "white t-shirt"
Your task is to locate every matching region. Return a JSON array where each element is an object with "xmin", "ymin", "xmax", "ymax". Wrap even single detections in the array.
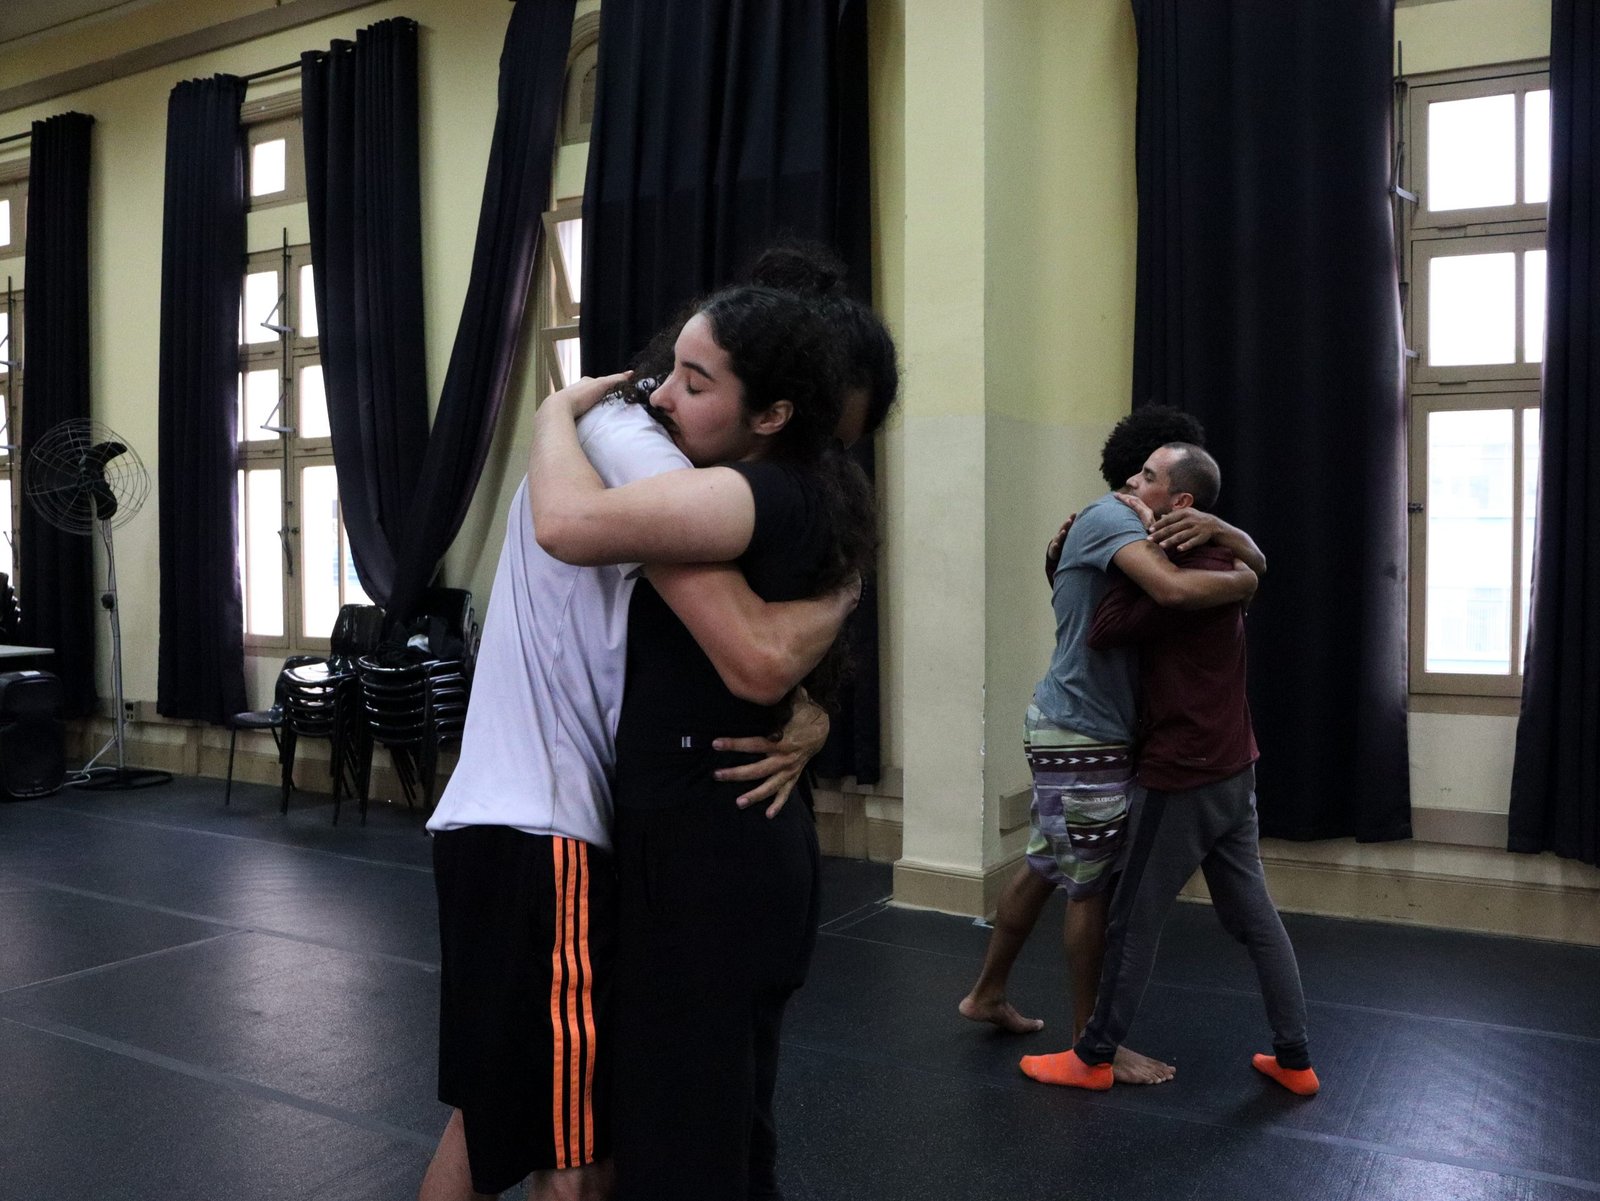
[{"xmin": 425, "ymin": 399, "xmax": 691, "ymax": 848}]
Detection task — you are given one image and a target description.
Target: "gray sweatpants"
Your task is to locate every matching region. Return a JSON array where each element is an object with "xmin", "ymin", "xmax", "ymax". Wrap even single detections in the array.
[{"xmin": 1072, "ymin": 766, "xmax": 1311, "ymax": 1070}]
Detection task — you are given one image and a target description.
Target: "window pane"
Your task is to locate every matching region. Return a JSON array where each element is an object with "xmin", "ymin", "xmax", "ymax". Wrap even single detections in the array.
[
  {"xmin": 299, "ymin": 264, "xmax": 318, "ymax": 339},
  {"xmin": 0, "ymin": 385, "xmax": 9, "ymax": 451},
  {"xmin": 0, "ymin": 478, "xmax": 12, "ymax": 584},
  {"xmin": 343, "ymin": 523, "xmax": 372, "ymax": 607},
  {"xmin": 0, "ymin": 198, "xmax": 9, "ymax": 246},
  {"xmin": 1429, "ymin": 252, "xmax": 1517, "ymax": 366},
  {"xmin": 1520, "ymin": 407, "xmax": 1540, "ymax": 672},
  {"xmin": 1428, "ymin": 94, "xmax": 1517, "ymax": 211},
  {"xmin": 298, "ymin": 364, "xmax": 329, "ymax": 438},
  {"xmin": 239, "ymin": 369, "xmax": 280, "ymax": 442},
  {"xmin": 554, "ymin": 337, "xmax": 581, "ymax": 388},
  {"xmin": 241, "ymin": 467, "xmax": 284, "ymax": 636},
  {"xmin": 251, "ymin": 138, "xmax": 287, "ymax": 197},
  {"xmin": 1525, "ymin": 90, "xmax": 1551, "ymax": 205},
  {"xmin": 556, "ymin": 217, "xmax": 583, "ymax": 306},
  {"xmin": 0, "ymin": 310, "xmax": 9, "ymax": 373},
  {"xmin": 1425, "ymin": 409, "xmax": 1514, "ymax": 674},
  {"xmin": 1525, "ymin": 248, "xmax": 1547, "ymax": 364},
  {"xmin": 301, "ymin": 464, "xmax": 343, "ymax": 640},
  {"xmin": 242, "ymin": 270, "xmax": 282, "ymax": 345}
]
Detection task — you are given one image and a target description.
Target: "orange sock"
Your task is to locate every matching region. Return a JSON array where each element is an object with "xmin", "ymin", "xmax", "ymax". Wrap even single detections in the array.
[
  {"xmin": 1252, "ymin": 1052, "xmax": 1320, "ymax": 1096},
  {"xmin": 1019, "ymin": 1049, "xmax": 1113, "ymax": 1090}
]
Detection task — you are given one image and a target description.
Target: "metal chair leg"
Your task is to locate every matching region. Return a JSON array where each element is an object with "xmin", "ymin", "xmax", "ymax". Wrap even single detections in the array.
[{"xmin": 280, "ymin": 728, "xmax": 297, "ymax": 816}]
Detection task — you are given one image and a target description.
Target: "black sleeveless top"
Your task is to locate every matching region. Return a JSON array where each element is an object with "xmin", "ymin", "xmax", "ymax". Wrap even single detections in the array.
[{"xmin": 612, "ymin": 460, "xmax": 834, "ymax": 811}]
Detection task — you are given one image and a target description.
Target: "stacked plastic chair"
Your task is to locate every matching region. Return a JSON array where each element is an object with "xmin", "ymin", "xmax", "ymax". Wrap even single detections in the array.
[{"xmin": 279, "ymin": 660, "xmax": 360, "ymax": 820}]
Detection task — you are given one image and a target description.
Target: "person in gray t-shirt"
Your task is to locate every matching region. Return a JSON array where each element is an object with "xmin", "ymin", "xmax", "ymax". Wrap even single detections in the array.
[{"xmin": 960, "ymin": 406, "xmax": 1265, "ymax": 1087}]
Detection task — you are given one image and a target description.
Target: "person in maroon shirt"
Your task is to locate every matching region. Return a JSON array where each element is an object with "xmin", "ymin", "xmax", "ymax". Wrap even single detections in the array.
[{"xmin": 1019, "ymin": 442, "xmax": 1321, "ymax": 1097}]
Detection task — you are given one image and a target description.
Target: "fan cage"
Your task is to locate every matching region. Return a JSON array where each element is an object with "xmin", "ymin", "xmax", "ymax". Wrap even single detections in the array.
[{"xmin": 23, "ymin": 419, "xmax": 151, "ymax": 535}]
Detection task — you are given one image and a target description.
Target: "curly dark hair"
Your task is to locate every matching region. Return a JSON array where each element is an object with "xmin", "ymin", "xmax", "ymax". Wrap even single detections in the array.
[
  {"xmin": 748, "ymin": 241, "xmax": 900, "ymax": 440},
  {"xmin": 1099, "ymin": 404, "xmax": 1206, "ymax": 489}
]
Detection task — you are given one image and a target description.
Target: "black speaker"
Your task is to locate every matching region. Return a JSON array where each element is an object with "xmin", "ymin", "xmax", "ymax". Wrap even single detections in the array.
[{"xmin": 0, "ymin": 670, "xmax": 65, "ymax": 800}]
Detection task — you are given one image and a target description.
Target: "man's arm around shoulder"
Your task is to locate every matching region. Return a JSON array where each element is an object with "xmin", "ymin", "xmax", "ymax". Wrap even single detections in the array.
[{"xmin": 1109, "ymin": 539, "xmax": 1257, "ymax": 610}]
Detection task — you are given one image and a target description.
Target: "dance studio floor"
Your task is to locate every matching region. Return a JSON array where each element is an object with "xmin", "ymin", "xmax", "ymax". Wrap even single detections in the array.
[{"xmin": 3, "ymin": 777, "xmax": 1598, "ymax": 1200}]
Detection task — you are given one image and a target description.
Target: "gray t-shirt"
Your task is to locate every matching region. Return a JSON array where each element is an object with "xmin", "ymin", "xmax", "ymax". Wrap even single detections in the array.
[{"xmin": 1031, "ymin": 494, "xmax": 1147, "ymax": 744}]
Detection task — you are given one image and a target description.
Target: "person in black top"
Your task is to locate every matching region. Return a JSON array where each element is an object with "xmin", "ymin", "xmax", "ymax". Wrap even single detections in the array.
[{"xmin": 530, "ymin": 284, "xmax": 887, "ymax": 1201}]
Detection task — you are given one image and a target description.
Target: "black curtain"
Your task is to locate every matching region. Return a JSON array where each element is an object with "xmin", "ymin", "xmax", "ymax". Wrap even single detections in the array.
[
  {"xmin": 1130, "ymin": 0, "xmax": 1409, "ymax": 840},
  {"xmin": 18, "ymin": 112, "xmax": 95, "ymax": 716},
  {"xmin": 302, "ymin": 2, "xmax": 574, "ymax": 627},
  {"xmin": 1509, "ymin": 0, "xmax": 1600, "ymax": 864},
  {"xmin": 385, "ymin": 0, "xmax": 576, "ymax": 627},
  {"xmin": 581, "ymin": 0, "xmax": 880, "ymax": 782},
  {"xmin": 301, "ymin": 17, "xmax": 429, "ymax": 611},
  {"xmin": 156, "ymin": 75, "xmax": 248, "ymax": 723}
]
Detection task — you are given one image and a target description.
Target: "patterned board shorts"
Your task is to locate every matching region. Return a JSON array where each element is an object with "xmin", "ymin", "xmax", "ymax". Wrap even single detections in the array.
[{"xmin": 1023, "ymin": 705, "xmax": 1134, "ymax": 898}]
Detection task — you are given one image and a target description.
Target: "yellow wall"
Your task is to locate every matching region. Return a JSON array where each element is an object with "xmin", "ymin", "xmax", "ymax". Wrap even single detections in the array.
[{"xmin": 0, "ymin": 0, "xmax": 573, "ymax": 708}]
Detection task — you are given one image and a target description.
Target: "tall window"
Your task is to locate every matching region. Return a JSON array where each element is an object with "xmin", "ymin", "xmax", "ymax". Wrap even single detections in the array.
[
  {"xmin": 0, "ymin": 289, "xmax": 20, "ymax": 586},
  {"xmin": 238, "ymin": 99, "xmax": 369, "ymax": 650},
  {"xmin": 539, "ymin": 199, "xmax": 584, "ymax": 393},
  {"xmin": 1403, "ymin": 65, "xmax": 1548, "ymax": 697}
]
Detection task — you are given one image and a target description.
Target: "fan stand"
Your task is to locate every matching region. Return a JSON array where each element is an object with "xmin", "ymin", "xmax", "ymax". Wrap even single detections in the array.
[{"xmin": 70, "ymin": 516, "xmax": 171, "ymax": 792}]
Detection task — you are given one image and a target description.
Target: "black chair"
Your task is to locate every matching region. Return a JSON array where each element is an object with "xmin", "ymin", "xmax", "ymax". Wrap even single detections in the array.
[
  {"xmin": 408, "ymin": 588, "xmax": 478, "ymax": 674},
  {"xmin": 223, "ymin": 654, "xmax": 324, "ymax": 807},
  {"xmin": 329, "ymin": 603, "xmax": 386, "ymax": 673},
  {"xmin": 279, "ymin": 661, "xmax": 362, "ymax": 821},
  {"xmin": 351, "ymin": 650, "xmax": 470, "ymax": 823}
]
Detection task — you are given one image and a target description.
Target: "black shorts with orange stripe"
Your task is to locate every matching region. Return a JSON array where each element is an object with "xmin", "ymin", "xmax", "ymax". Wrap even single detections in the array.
[{"xmin": 433, "ymin": 826, "xmax": 615, "ymax": 1195}]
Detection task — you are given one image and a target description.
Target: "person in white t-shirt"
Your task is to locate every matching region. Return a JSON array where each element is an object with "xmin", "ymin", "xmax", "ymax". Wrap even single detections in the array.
[{"xmin": 418, "ymin": 395, "xmax": 856, "ymax": 1201}]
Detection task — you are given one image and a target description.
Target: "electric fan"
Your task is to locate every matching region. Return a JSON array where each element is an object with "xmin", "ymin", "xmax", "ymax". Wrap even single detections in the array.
[{"xmin": 23, "ymin": 419, "xmax": 170, "ymax": 790}]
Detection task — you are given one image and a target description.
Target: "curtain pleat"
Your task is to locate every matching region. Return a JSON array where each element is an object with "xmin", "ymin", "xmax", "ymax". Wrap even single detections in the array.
[
  {"xmin": 18, "ymin": 111, "xmax": 96, "ymax": 716},
  {"xmin": 1509, "ymin": 0, "xmax": 1600, "ymax": 864},
  {"xmin": 301, "ymin": 17, "xmax": 429, "ymax": 608},
  {"xmin": 156, "ymin": 76, "xmax": 248, "ymax": 723},
  {"xmin": 1129, "ymin": 0, "xmax": 1410, "ymax": 840},
  {"xmin": 303, "ymin": 3, "xmax": 575, "ymax": 629}
]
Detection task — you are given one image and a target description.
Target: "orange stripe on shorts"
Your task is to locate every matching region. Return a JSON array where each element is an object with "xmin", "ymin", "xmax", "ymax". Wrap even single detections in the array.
[
  {"xmin": 562, "ymin": 840, "xmax": 582, "ymax": 1167},
  {"xmin": 549, "ymin": 839, "xmax": 571, "ymax": 1169},
  {"xmin": 575, "ymin": 841, "xmax": 597, "ymax": 1161}
]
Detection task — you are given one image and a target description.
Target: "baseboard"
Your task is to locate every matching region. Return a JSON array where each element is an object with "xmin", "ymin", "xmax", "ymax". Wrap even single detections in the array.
[
  {"xmin": 1182, "ymin": 838, "xmax": 1600, "ymax": 947},
  {"xmin": 891, "ymin": 854, "xmax": 1020, "ymax": 919},
  {"xmin": 1409, "ymin": 805, "xmax": 1508, "ymax": 848}
]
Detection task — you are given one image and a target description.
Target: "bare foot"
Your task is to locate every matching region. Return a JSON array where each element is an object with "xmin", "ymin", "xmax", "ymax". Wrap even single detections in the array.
[
  {"xmin": 958, "ymin": 994, "xmax": 1044, "ymax": 1034},
  {"xmin": 1112, "ymin": 1045, "xmax": 1175, "ymax": 1085}
]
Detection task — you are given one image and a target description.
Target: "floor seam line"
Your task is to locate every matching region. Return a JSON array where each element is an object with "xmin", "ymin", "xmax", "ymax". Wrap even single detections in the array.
[
  {"xmin": 1, "ymin": 874, "xmax": 440, "ymax": 972},
  {"xmin": 12, "ymin": 802, "xmax": 435, "ymax": 874},
  {"xmin": 0, "ymin": 929, "xmax": 248, "ymax": 1000},
  {"xmin": 0, "ymin": 1014, "xmax": 438, "ymax": 1151},
  {"xmin": 780, "ymin": 1038, "xmax": 1600, "ymax": 1195},
  {"xmin": 817, "ymin": 928, "xmax": 1600, "ymax": 1048}
]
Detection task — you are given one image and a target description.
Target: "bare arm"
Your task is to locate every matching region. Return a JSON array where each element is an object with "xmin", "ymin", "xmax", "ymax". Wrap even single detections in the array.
[
  {"xmin": 1110, "ymin": 539, "xmax": 1258, "ymax": 609},
  {"xmin": 528, "ymin": 376, "xmax": 757, "ymax": 566},
  {"xmin": 646, "ymin": 563, "xmax": 858, "ymax": 706},
  {"xmin": 1148, "ymin": 509, "xmax": 1267, "ymax": 575}
]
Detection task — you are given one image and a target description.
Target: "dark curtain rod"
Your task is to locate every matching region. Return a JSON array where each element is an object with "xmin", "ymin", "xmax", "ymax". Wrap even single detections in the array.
[
  {"xmin": 0, "ymin": 129, "xmax": 31, "ymax": 147},
  {"xmin": 243, "ymin": 60, "xmax": 301, "ymax": 83}
]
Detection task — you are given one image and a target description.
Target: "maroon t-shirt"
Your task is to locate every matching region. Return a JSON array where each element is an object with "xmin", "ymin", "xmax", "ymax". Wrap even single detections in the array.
[{"xmin": 1086, "ymin": 545, "xmax": 1258, "ymax": 792}]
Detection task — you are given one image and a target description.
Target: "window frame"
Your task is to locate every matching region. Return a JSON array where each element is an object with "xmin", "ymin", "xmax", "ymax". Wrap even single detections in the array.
[
  {"xmin": 0, "ymin": 159, "xmax": 27, "ymax": 259},
  {"xmin": 1401, "ymin": 62, "xmax": 1549, "ymax": 699},
  {"xmin": 237, "ymin": 91, "xmax": 367, "ymax": 654},
  {"xmin": 537, "ymin": 198, "xmax": 584, "ymax": 396}
]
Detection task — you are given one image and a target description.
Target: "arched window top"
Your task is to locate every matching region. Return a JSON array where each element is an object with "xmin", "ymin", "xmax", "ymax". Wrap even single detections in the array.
[{"xmin": 561, "ymin": 12, "xmax": 600, "ymax": 146}]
